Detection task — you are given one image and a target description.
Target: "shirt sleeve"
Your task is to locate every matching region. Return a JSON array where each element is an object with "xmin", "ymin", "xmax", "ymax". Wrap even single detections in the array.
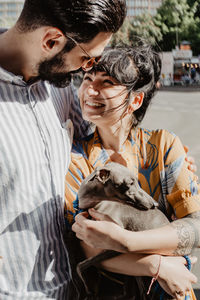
[
  {"xmin": 164, "ymin": 134, "xmax": 200, "ymax": 218},
  {"xmin": 65, "ymin": 153, "xmax": 93, "ymax": 226}
]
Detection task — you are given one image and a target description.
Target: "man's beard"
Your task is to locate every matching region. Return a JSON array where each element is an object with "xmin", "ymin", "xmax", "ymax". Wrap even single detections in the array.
[{"xmin": 38, "ymin": 50, "xmax": 80, "ymax": 88}]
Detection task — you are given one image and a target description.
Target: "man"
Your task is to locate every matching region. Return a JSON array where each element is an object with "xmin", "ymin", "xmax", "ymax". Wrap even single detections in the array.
[{"xmin": 0, "ymin": 0, "xmax": 126, "ymax": 299}]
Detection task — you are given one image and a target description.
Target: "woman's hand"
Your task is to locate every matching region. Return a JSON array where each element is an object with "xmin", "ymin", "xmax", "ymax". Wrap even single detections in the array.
[
  {"xmin": 72, "ymin": 209, "xmax": 128, "ymax": 252},
  {"xmin": 157, "ymin": 255, "xmax": 197, "ymax": 299},
  {"xmin": 72, "ymin": 211, "xmax": 198, "ymax": 299},
  {"xmin": 184, "ymin": 145, "xmax": 198, "ymax": 174}
]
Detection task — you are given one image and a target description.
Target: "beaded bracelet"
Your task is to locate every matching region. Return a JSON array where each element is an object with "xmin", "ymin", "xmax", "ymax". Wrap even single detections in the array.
[
  {"xmin": 183, "ymin": 255, "xmax": 191, "ymax": 271},
  {"xmin": 183, "ymin": 256, "xmax": 192, "ymax": 300},
  {"xmin": 147, "ymin": 255, "xmax": 161, "ymax": 295}
]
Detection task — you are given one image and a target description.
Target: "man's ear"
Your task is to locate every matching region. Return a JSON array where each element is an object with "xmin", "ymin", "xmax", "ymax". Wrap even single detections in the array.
[
  {"xmin": 128, "ymin": 92, "xmax": 144, "ymax": 114},
  {"xmin": 42, "ymin": 27, "xmax": 66, "ymax": 57}
]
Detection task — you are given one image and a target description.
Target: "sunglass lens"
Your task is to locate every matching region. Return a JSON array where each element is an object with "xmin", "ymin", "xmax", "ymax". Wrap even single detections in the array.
[
  {"xmin": 85, "ymin": 58, "xmax": 95, "ymax": 69},
  {"xmin": 95, "ymin": 56, "xmax": 101, "ymax": 63},
  {"xmin": 84, "ymin": 56, "xmax": 101, "ymax": 70}
]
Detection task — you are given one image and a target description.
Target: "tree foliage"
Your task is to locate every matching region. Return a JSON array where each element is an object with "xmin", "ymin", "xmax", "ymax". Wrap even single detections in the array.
[
  {"xmin": 185, "ymin": 0, "xmax": 200, "ymax": 55},
  {"xmin": 187, "ymin": 0, "xmax": 200, "ymax": 17},
  {"xmin": 111, "ymin": 14, "xmax": 162, "ymax": 47},
  {"xmin": 111, "ymin": 0, "xmax": 200, "ymax": 55},
  {"xmin": 155, "ymin": 0, "xmax": 200, "ymax": 54},
  {"xmin": 110, "ymin": 19, "xmax": 133, "ymax": 46},
  {"xmin": 129, "ymin": 13, "xmax": 162, "ymax": 46}
]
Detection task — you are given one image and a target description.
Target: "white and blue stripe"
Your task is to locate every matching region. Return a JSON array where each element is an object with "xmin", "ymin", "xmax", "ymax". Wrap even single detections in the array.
[{"xmin": 0, "ymin": 65, "xmax": 88, "ymax": 299}]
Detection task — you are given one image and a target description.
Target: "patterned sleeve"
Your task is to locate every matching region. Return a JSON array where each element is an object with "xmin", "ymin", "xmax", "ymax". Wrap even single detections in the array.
[
  {"xmin": 64, "ymin": 152, "xmax": 93, "ymax": 226},
  {"xmin": 164, "ymin": 134, "xmax": 200, "ymax": 219}
]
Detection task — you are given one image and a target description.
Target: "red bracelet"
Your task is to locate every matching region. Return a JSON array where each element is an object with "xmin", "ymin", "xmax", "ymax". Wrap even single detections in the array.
[{"xmin": 147, "ymin": 255, "xmax": 161, "ymax": 295}]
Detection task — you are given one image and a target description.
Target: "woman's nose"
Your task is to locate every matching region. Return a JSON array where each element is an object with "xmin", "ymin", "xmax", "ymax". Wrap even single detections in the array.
[{"xmin": 87, "ymin": 85, "xmax": 99, "ymax": 96}]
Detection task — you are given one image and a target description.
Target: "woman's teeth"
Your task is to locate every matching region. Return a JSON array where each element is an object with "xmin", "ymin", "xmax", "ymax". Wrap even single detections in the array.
[{"xmin": 85, "ymin": 101, "xmax": 104, "ymax": 107}]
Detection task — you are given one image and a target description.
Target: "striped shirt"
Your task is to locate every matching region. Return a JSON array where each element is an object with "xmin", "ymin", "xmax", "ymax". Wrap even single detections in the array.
[{"xmin": 0, "ymin": 65, "xmax": 88, "ymax": 299}]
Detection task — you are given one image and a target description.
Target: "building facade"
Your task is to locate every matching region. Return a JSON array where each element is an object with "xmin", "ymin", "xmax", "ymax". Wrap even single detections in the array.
[
  {"xmin": 126, "ymin": 0, "xmax": 162, "ymax": 18},
  {"xmin": 0, "ymin": 0, "xmax": 162, "ymax": 28},
  {"xmin": 0, "ymin": 0, "xmax": 24, "ymax": 27}
]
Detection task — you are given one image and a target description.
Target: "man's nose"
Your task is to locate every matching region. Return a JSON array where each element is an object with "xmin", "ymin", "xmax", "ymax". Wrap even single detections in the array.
[
  {"xmin": 87, "ymin": 86, "xmax": 99, "ymax": 96},
  {"xmin": 82, "ymin": 65, "xmax": 93, "ymax": 72}
]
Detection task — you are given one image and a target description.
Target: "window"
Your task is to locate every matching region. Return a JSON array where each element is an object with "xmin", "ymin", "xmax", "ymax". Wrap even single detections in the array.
[
  {"xmin": 7, "ymin": 10, "xmax": 16, "ymax": 17},
  {"xmin": 7, "ymin": 3, "xmax": 16, "ymax": 9}
]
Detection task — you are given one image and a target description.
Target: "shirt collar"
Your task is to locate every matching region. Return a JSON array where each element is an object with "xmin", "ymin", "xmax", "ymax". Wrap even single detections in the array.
[
  {"xmin": 87, "ymin": 128, "xmax": 137, "ymax": 167},
  {"xmin": 0, "ymin": 65, "xmax": 28, "ymax": 86}
]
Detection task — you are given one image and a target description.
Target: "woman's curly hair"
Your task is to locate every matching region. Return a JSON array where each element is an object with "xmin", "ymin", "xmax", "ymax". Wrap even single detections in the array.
[{"xmin": 94, "ymin": 41, "xmax": 161, "ymax": 127}]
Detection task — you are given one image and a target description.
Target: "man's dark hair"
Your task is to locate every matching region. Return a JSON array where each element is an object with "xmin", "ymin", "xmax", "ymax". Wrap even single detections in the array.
[
  {"xmin": 93, "ymin": 42, "xmax": 161, "ymax": 127},
  {"xmin": 17, "ymin": 0, "xmax": 126, "ymax": 43}
]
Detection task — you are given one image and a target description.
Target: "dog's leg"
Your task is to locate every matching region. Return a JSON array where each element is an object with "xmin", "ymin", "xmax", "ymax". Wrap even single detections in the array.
[{"xmin": 76, "ymin": 250, "xmax": 121, "ymax": 295}]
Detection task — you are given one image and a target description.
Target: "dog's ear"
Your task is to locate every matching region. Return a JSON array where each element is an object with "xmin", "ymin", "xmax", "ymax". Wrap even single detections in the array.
[{"xmin": 96, "ymin": 169, "xmax": 110, "ymax": 184}]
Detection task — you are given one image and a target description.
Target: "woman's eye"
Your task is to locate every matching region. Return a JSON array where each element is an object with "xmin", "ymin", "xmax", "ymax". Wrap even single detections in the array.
[
  {"xmin": 103, "ymin": 80, "xmax": 114, "ymax": 85},
  {"xmin": 84, "ymin": 76, "xmax": 92, "ymax": 81}
]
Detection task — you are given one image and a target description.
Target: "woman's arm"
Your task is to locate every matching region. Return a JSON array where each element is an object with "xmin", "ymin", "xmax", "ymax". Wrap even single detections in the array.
[
  {"xmin": 119, "ymin": 211, "xmax": 200, "ymax": 256},
  {"xmin": 72, "ymin": 209, "xmax": 200, "ymax": 255},
  {"xmin": 80, "ymin": 239, "xmax": 159, "ymax": 277},
  {"xmin": 74, "ymin": 214, "xmax": 197, "ymax": 298},
  {"xmin": 102, "ymin": 253, "xmax": 197, "ymax": 298},
  {"xmin": 125, "ymin": 211, "xmax": 200, "ymax": 255}
]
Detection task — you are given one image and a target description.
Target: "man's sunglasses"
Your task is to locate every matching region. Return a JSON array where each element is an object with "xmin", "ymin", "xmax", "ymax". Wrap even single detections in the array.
[{"xmin": 66, "ymin": 34, "xmax": 101, "ymax": 70}]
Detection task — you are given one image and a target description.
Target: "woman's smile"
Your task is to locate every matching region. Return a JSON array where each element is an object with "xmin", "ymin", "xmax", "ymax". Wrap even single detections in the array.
[
  {"xmin": 84, "ymin": 100, "xmax": 105, "ymax": 108},
  {"xmin": 79, "ymin": 71, "xmax": 129, "ymax": 123}
]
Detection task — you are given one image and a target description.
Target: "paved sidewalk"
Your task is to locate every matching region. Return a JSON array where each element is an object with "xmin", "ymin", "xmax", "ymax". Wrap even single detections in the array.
[
  {"xmin": 160, "ymin": 85, "xmax": 200, "ymax": 92},
  {"xmin": 142, "ymin": 90, "xmax": 200, "ymax": 178}
]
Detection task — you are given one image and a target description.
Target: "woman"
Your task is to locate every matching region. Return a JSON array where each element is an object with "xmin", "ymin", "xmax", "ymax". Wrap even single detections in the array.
[{"xmin": 65, "ymin": 43, "xmax": 200, "ymax": 299}]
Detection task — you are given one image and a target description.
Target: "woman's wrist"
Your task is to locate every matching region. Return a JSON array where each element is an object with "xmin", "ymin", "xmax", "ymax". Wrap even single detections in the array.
[
  {"xmin": 110, "ymin": 224, "xmax": 130, "ymax": 252},
  {"xmin": 147, "ymin": 255, "xmax": 161, "ymax": 294},
  {"xmin": 147, "ymin": 254, "xmax": 161, "ymax": 277},
  {"xmin": 120, "ymin": 229, "xmax": 136, "ymax": 252}
]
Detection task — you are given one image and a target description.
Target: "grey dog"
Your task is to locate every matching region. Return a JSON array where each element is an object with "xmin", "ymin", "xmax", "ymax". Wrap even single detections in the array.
[{"xmin": 74, "ymin": 162, "xmax": 173, "ymax": 300}]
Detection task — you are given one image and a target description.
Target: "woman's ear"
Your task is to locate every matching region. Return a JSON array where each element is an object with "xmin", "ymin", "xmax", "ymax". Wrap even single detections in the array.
[
  {"xmin": 42, "ymin": 27, "xmax": 66, "ymax": 57},
  {"xmin": 128, "ymin": 92, "xmax": 144, "ymax": 114}
]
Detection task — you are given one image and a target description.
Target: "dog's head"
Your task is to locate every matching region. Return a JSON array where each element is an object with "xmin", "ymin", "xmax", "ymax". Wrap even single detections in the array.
[{"xmin": 78, "ymin": 162, "xmax": 157, "ymax": 210}]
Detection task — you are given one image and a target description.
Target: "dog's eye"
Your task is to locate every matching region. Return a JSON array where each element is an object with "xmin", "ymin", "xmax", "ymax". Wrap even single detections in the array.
[
  {"xmin": 129, "ymin": 178, "xmax": 136, "ymax": 185},
  {"xmin": 115, "ymin": 183, "xmax": 129, "ymax": 193}
]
